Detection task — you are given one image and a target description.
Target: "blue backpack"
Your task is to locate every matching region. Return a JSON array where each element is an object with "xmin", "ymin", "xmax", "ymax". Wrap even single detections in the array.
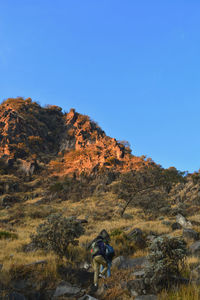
[{"xmin": 105, "ymin": 244, "xmax": 115, "ymax": 261}]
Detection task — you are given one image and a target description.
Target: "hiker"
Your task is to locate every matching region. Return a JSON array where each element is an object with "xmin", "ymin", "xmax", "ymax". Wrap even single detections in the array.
[
  {"xmin": 90, "ymin": 230, "xmax": 110, "ymax": 290},
  {"xmin": 100, "ymin": 241, "xmax": 115, "ymax": 277}
]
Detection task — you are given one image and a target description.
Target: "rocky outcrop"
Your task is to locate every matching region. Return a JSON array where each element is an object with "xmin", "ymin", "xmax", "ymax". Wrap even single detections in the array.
[
  {"xmin": 54, "ymin": 108, "xmax": 154, "ymax": 175},
  {"xmin": 0, "ymin": 98, "xmax": 155, "ymax": 176},
  {"xmin": 0, "ymin": 98, "xmax": 64, "ymax": 161}
]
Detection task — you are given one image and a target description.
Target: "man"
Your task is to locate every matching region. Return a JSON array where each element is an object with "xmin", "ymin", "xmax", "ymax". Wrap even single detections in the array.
[{"xmin": 90, "ymin": 230, "xmax": 110, "ymax": 290}]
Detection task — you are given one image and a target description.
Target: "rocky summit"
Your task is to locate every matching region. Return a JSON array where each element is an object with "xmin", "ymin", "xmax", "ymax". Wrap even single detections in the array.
[
  {"xmin": 0, "ymin": 97, "xmax": 200, "ymax": 300},
  {"xmin": 0, "ymin": 97, "xmax": 155, "ymax": 176}
]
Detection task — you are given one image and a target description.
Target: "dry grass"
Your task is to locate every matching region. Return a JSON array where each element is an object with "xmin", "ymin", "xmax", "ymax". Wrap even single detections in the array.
[
  {"xmin": 130, "ymin": 248, "xmax": 148, "ymax": 258},
  {"xmin": 185, "ymin": 255, "xmax": 200, "ymax": 270},
  {"xmin": 0, "ymin": 186, "xmax": 199, "ymax": 299},
  {"xmin": 0, "ymin": 222, "xmax": 59, "ymax": 286},
  {"xmin": 23, "ymin": 177, "xmax": 43, "ymax": 188},
  {"xmin": 1, "ymin": 255, "xmax": 59, "ymax": 288},
  {"xmin": 135, "ymin": 220, "xmax": 171, "ymax": 235},
  {"xmin": 188, "ymin": 214, "xmax": 200, "ymax": 223},
  {"xmin": 159, "ymin": 284, "xmax": 200, "ymax": 300},
  {"xmin": 0, "ymin": 191, "xmax": 143, "ymax": 286},
  {"xmin": 101, "ymin": 268, "xmax": 134, "ymax": 300}
]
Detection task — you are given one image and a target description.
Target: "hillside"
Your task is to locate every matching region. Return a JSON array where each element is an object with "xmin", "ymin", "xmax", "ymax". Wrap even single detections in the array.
[{"xmin": 0, "ymin": 97, "xmax": 200, "ymax": 300}]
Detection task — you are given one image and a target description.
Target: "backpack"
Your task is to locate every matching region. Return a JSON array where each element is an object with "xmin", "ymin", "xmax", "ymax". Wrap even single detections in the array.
[
  {"xmin": 105, "ymin": 245, "xmax": 115, "ymax": 260},
  {"xmin": 90, "ymin": 239, "xmax": 101, "ymax": 256}
]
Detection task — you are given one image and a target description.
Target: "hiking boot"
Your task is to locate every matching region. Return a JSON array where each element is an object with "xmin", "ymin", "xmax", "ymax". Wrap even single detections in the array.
[{"xmin": 90, "ymin": 284, "xmax": 98, "ymax": 293}]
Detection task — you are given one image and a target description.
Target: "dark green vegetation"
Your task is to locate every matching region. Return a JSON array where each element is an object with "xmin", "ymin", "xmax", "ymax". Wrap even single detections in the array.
[
  {"xmin": 31, "ymin": 214, "xmax": 85, "ymax": 259},
  {"xmin": 144, "ymin": 236, "xmax": 187, "ymax": 292},
  {"xmin": 0, "ymin": 230, "xmax": 18, "ymax": 240}
]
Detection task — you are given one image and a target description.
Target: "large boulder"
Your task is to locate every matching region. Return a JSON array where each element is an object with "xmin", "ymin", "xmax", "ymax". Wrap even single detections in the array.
[
  {"xmin": 127, "ymin": 228, "xmax": 146, "ymax": 248},
  {"xmin": 127, "ymin": 279, "xmax": 146, "ymax": 296},
  {"xmin": 112, "ymin": 256, "xmax": 148, "ymax": 270},
  {"xmin": 53, "ymin": 281, "xmax": 81, "ymax": 298},
  {"xmin": 112, "ymin": 255, "xmax": 125, "ymax": 268},
  {"xmin": 189, "ymin": 241, "xmax": 200, "ymax": 256},
  {"xmin": 183, "ymin": 228, "xmax": 199, "ymax": 241},
  {"xmin": 176, "ymin": 214, "xmax": 192, "ymax": 228}
]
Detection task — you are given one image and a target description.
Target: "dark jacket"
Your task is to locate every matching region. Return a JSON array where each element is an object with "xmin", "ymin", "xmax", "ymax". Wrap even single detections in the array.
[{"xmin": 92, "ymin": 235, "xmax": 107, "ymax": 261}]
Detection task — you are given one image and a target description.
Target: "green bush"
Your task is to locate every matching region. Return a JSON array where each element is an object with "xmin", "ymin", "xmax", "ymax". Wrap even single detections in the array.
[
  {"xmin": 30, "ymin": 214, "xmax": 85, "ymax": 260},
  {"xmin": 0, "ymin": 231, "xmax": 18, "ymax": 240},
  {"xmin": 110, "ymin": 228, "xmax": 123, "ymax": 237},
  {"xmin": 144, "ymin": 236, "xmax": 187, "ymax": 292}
]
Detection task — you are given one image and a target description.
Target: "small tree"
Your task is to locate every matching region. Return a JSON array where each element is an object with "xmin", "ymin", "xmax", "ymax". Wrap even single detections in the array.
[
  {"xmin": 30, "ymin": 214, "xmax": 85, "ymax": 260},
  {"xmin": 144, "ymin": 236, "xmax": 187, "ymax": 292},
  {"xmin": 112, "ymin": 166, "xmax": 186, "ymax": 216}
]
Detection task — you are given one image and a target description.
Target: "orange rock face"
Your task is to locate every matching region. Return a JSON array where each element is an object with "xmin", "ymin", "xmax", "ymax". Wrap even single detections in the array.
[{"xmin": 0, "ymin": 98, "xmax": 155, "ymax": 176}]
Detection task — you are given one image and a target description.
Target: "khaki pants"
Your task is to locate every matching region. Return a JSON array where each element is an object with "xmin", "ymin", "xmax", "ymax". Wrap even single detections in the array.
[{"xmin": 93, "ymin": 255, "xmax": 108, "ymax": 285}]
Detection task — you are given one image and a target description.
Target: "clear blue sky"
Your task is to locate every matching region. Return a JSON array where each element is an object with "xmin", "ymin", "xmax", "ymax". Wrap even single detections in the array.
[{"xmin": 0, "ymin": 1, "xmax": 200, "ymax": 172}]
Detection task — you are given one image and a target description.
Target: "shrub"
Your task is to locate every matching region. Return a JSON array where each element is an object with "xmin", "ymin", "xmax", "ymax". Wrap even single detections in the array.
[
  {"xmin": 144, "ymin": 236, "xmax": 187, "ymax": 292},
  {"xmin": 30, "ymin": 214, "xmax": 85, "ymax": 260},
  {"xmin": 0, "ymin": 230, "xmax": 18, "ymax": 240},
  {"xmin": 111, "ymin": 167, "xmax": 185, "ymax": 216},
  {"xmin": 110, "ymin": 228, "xmax": 123, "ymax": 237}
]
